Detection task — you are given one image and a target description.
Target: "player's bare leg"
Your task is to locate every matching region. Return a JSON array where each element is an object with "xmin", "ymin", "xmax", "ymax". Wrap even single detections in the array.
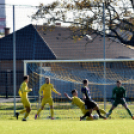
[
  {"xmin": 123, "ymin": 103, "xmax": 134, "ymax": 119},
  {"xmin": 106, "ymin": 105, "xmax": 116, "ymax": 118},
  {"xmin": 50, "ymin": 105, "xmax": 54, "ymax": 120},
  {"xmin": 80, "ymin": 109, "xmax": 92, "ymax": 121},
  {"xmin": 93, "ymin": 106, "xmax": 106, "ymax": 119},
  {"xmin": 16, "ymin": 106, "xmax": 26, "ymax": 120},
  {"xmin": 35, "ymin": 105, "xmax": 44, "ymax": 119},
  {"xmin": 22, "ymin": 107, "xmax": 31, "ymax": 121},
  {"xmin": 15, "ymin": 110, "xmax": 26, "ymax": 120}
]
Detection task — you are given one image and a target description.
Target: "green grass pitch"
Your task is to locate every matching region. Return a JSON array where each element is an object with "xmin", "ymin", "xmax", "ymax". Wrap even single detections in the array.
[
  {"xmin": 0, "ymin": 120, "xmax": 134, "ymax": 134},
  {"xmin": 0, "ymin": 102, "xmax": 134, "ymax": 134}
]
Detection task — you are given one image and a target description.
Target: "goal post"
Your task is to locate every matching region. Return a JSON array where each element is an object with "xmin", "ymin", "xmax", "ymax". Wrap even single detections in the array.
[
  {"xmin": 24, "ymin": 59, "xmax": 134, "ymax": 119},
  {"xmin": 24, "ymin": 58, "xmax": 134, "ymax": 64}
]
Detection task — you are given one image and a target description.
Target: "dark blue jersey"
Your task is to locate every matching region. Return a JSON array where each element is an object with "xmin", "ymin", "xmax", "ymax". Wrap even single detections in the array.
[{"xmin": 81, "ymin": 86, "xmax": 91, "ymax": 100}]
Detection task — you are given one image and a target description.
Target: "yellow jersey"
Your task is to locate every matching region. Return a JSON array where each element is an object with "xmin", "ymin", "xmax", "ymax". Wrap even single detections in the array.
[
  {"xmin": 72, "ymin": 96, "xmax": 85, "ymax": 110},
  {"xmin": 39, "ymin": 83, "xmax": 59, "ymax": 98},
  {"xmin": 18, "ymin": 81, "xmax": 31, "ymax": 99}
]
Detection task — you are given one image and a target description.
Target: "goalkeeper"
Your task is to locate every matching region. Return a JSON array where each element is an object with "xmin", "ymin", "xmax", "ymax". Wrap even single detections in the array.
[
  {"xmin": 35, "ymin": 77, "xmax": 61, "ymax": 120},
  {"xmin": 106, "ymin": 80, "xmax": 134, "ymax": 119}
]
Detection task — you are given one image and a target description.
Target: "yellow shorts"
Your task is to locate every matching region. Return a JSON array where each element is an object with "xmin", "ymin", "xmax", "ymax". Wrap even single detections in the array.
[
  {"xmin": 86, "ymin": 116, "xmax": 93, "ymax": 121},
  {"xmin": 81, "ymin": 105, "xmax": 93, "ymax": 121},
  {"xmin": 81, "ymin": 105, "xmax": 89, "ymax": 115},
  {"xmin": 21, "ymin": 98, "xmax": 31, "ymax": 108},
  {"xmin": 41, "ymin": 97, "xmax": 53, "ymax": 106}
]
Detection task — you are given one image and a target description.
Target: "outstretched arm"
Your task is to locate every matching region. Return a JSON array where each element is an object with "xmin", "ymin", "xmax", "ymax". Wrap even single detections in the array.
[
  {"xmin": 84, "ymin": 91, "xmax": 90, "ymax": 100},
  {"xmin": 64, "ymin": 93, "xmax": 72, "ymax": 101},
  {"xmin": 82, "ymin": 94, "xmax": 86, "ymax": 100},
  {"xmin": 51, "ymin": 85, "xmax": 61, "ymax": 96}
]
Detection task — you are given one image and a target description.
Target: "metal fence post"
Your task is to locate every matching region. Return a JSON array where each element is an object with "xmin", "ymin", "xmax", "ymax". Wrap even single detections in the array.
[
  {"xmin": 103, "ymin": 2, "xmax": 106, "ymax": 110},
  {"xmin": 38, "ymin": 63, "xmax": 42, "ymax": 117},
  {"xmin": 13, "ymin": 5, "xmax": 16, "ymax": 116}
]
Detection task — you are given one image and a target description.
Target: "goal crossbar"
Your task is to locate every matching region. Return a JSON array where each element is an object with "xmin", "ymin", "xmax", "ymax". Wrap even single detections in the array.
[{"xmin": 24, "ymin": 58, "xmax": 134, "ymax": 64}]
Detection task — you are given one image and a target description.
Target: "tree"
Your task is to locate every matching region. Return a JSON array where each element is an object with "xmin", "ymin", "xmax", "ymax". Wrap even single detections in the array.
[{"xmin": 32, "ymin": 0, "xmax": 134, "ymax": 46}]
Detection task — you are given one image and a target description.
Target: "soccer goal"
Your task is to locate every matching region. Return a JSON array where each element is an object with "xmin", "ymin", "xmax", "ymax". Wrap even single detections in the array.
[{"xmin": 24, "ymin": 59, "xmax": 134, "ymax": 119}]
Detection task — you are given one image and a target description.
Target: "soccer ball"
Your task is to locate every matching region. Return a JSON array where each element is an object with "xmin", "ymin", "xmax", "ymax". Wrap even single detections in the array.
[{"xmin": 93, "ymin": 114, "xmax": 99, "ymax": 120}]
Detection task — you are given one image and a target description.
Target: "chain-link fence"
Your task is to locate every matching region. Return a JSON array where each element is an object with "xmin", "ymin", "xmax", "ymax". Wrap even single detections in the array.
[{"xmin": 0, "ymin": 4, "xmax": 134, "ymax": 119}]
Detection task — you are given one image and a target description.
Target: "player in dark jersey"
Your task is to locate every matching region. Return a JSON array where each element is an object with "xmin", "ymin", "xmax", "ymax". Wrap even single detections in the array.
[
  {"xmin": 106, "ymin": 80, "xmax": 134, "ymax": 119},
  {"xmin": 80, "ymin": 79, "xmax": 106, "ymax": 120}
]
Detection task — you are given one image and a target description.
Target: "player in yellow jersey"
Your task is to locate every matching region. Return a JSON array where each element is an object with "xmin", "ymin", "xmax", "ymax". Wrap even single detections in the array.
[
  {"xmin": 15, "ymin": 75, "xmax": 32, "ymax": 121},
  {"xmin": 64, "ymin": 90, "xmax": 93, "ymax": 120},
  {"xmin": 35, "ymin": 77, "xmax": 61, "ymax": 120},
  {"xmin": 64, "ymin": 90, "xmax": 106, "ymax": 121}
]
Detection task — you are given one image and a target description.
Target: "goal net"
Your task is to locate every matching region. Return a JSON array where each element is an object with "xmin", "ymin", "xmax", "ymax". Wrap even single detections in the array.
[{"xmin": 24, "ymin": 59, "xmax": 134, "ymax": 120}]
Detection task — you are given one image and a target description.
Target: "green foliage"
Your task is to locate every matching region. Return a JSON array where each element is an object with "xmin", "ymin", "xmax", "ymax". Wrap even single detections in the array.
[{"xmin": 31, "ymin": 0, "xmax": 134, "ymax": 46}]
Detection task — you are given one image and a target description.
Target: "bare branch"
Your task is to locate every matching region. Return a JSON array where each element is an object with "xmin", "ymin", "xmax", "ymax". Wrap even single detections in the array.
[{"xmin": 32, "ymin": 0, "xmax": 134, "ymax": 46}]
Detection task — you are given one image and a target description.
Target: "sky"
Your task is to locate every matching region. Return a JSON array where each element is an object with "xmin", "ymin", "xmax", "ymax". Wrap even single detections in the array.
[
  {"xmin": 1, "ymin": 0, "xmax": 57, "ymax": 32},
  {"xmin": 0, "ymin": 0, "xmax": 132, "ymax": 33},
  {"xmin": 5, "ymin": 0, "xmax": 56, "ymax": 6}
]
